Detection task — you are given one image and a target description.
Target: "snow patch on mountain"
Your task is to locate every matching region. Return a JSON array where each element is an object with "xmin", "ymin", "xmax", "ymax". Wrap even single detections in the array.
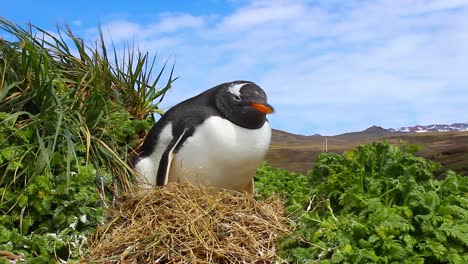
[{"xmin": 388, "ymin": 122, "xmax": 468, "ymax": 133}]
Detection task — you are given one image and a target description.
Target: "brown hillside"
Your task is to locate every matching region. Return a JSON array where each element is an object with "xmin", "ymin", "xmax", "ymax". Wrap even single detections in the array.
[{"xmin": 266, "ymin": 128, "xmax": 468, "ymax": 176}]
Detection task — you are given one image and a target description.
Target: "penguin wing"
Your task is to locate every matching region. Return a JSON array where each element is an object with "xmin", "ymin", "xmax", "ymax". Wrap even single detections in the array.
[
  {"xmin": 154, "ymin": 107, "xmax": 217, "ymax": 186},
  {"xmin": 155, "ymin": 128, "xmax": 190, "ymax": 186}
]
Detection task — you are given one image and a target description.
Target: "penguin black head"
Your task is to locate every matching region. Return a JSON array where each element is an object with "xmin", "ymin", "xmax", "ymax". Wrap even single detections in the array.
[{"xmin": 215, "ymin": 81, "xmax": 274, "ymax": 129}]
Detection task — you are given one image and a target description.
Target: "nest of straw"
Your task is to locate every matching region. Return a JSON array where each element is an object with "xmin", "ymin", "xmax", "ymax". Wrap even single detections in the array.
[{"xmin": 84, "ymin": 183, "xmax": 289, "ymax": 263}]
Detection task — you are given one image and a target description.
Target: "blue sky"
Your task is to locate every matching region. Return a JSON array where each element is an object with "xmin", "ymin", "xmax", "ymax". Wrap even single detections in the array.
[{"xmin": 3, "ymin": 0, "xmax": 468, "ymax": 135}]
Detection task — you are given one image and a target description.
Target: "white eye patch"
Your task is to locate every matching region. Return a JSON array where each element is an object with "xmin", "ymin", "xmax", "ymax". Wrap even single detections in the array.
[{"xmin": 228, "ymin": 83, "xmax": 249, "ymax": 97}]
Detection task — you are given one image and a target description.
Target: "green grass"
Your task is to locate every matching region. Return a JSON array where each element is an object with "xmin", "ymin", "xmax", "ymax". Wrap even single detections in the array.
[{"xmin": 0, "ymin": 18, "xmax": 173, "ymax": 262}]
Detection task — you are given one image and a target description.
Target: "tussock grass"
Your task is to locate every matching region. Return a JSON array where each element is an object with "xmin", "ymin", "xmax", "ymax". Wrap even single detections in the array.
[{"xmin": 0, "ymin": 17, "xmax": 175, "ymax": 195}]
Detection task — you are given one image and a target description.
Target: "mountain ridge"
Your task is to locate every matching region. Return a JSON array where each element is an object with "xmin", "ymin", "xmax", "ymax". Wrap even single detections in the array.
[{"xmin": 277, "ymin": 122, "xmax": 468, "ymax": 138}]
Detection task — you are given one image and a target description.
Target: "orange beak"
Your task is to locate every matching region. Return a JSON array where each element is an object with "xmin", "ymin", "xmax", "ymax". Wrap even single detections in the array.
[{"xmin": 251, "ymin": 103, "xmax": 274, "ymax": 114}]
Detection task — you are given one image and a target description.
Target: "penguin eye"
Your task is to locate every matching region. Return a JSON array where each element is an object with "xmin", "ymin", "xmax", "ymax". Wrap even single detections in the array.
[{"xmin": 233, "ymin": 95, "xmax": 241, "ymax": 101}]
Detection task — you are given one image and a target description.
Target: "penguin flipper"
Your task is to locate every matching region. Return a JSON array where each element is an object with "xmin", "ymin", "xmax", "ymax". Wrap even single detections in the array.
[{"xmin": 156, "ymin": 129, "xmax": 188, "ymax": 186}]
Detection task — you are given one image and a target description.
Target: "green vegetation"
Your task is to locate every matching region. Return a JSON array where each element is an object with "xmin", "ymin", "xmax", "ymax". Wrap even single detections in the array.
[
  {"xmin": 256, "ymin": 142, "xmax": 468, "ymax": 263},
  {"xmin": 0, "ymin": 18, "xmax": 174, "ymax": 262}
]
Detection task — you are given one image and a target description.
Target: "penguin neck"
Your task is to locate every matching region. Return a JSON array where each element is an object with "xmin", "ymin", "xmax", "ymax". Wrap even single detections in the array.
[
  {"xmin": 234, "ymin": 113, "xmax": 267, "ymax": 129},
  {"xmin": 219, "ymin": 108, "xmax": 267, "ymax": 129}
]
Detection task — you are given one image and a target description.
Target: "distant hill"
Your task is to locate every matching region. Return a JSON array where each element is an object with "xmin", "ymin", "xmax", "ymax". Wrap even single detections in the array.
[
  {"xmin": 334, "ymin": 125, "xmax": 400, "ymax": 139},
  {"xmin": 266, "ymin": 126, "xmax": 468, "ymax": 177}
]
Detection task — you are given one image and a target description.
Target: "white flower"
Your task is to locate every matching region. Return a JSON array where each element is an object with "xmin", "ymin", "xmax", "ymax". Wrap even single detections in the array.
[{"xmin": 79, "ymin": 214, "xmax": 88, "ymax": 223}]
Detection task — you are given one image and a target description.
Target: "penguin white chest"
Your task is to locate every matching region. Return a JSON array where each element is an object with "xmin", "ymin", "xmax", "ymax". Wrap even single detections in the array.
[{"xmin": 169, "ymin": 116, "xmax": 271, "ymax": 190}]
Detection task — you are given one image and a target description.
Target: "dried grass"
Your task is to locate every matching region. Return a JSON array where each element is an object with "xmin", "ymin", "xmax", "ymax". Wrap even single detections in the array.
[{"xmin": 84, "ymin": 183, "xmax": 289, "ymax": 263}]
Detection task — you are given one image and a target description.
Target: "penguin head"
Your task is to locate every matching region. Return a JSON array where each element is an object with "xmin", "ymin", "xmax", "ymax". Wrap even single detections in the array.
[{"xmin": 215, "ymin": 81, "xmax": 274, "ymax": 129}]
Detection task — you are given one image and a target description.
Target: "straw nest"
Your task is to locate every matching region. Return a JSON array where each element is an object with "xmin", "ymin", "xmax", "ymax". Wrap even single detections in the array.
[{"xmin": 84, "ymin": 183, "xmax": 289, "ymax": 263}]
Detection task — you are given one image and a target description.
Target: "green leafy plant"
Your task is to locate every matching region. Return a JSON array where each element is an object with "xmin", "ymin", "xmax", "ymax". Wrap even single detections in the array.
[
  {"xmin": 256, "ymin": 142, "xmax": 468, "ymax": 263},
  {"xmin": 0, "ymin": 18, "xmax": 173, "ymax": 262},
  {"xmin": 256, "ymin": 161, "xmax": 311, "ymax": 214}
]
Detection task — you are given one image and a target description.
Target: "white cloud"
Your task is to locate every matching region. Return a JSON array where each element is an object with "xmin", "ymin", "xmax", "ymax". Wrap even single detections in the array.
[
  {"xmin": 219, "ymin": 2, "xmax": 305, "ymax": 30},
  {"xmin": 95, "ymin": 20, "xmax": 141, "ymax": 43},
  {"xmin": 81, "ymin": 0, "xmax": 468, "ymax": 135},
  {"xmin": 155, "ymin": 13, "xmax": 204, "ymax": 33}
]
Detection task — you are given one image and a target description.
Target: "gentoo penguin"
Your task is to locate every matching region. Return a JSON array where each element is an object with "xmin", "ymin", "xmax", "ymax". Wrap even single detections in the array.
[{"xmin": 134, "ymin": 80, "xmax": 274, "ymax": 193}]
